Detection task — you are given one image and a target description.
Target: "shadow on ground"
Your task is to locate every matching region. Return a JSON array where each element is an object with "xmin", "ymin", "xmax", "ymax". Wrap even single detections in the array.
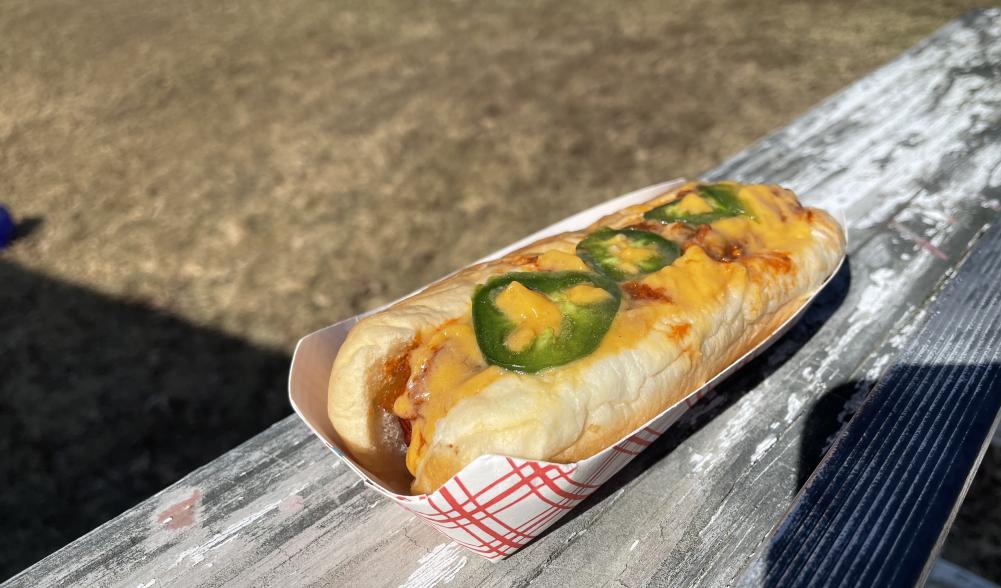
[{"xmin": 0, "ymin": 260, "xmax": 292, "ymax": 580}]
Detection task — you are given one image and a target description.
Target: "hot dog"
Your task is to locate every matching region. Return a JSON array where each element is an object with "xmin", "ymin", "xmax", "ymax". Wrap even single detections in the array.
[{"xmin": 327, "ymin": 182, "xmax": 845, "ymax": 494}]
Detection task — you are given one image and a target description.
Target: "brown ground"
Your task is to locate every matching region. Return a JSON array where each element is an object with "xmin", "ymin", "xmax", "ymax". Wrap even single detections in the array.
[{"xmin": 1, "ymin": 0, "xmax": 996, "ymax": 580}]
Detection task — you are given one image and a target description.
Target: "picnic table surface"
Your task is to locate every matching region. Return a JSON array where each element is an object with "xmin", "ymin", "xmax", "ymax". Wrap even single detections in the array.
[{"xmin": 8, "ymin": 9, "xmax": 1001, "ymax": 588}]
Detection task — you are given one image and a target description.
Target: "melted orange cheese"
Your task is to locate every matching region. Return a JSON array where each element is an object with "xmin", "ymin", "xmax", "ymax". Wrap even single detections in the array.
[
  {"xmin": 495, "ymin": 281, "xmax": 563, "ymax": 352},
  {"xmin": 566, "ymin": 284, "xmax": 613, "ymax": 305},
  {"xmin": 392, "ymin": 182, "xmax": 820, "ymax": 480},
  {"xmin": 537, "ymin": 250, "xmax": 589, "ymax": 271},
  {"xmin": 606, "ymin": 233, "xmax": 657, "ymax": 274},
  {"xmin": 673, "ymin": 192, "xmax": 715, "ymax": 214},
  {"xmin": 405, "ymin": 365, "xmax": 503, "ymax": 475},
  {"xmin": 393, "ymin": 321, "xmax": 500, "ymax": 475},
  {"xmin": 641, "ymin": 246, "xmax": 749, "ymax": 340}
]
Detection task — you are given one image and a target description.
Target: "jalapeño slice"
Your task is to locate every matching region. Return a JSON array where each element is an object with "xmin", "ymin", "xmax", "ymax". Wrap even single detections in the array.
[
  {"xmin": 576, "ymin": 227, "xmax": 680, "ymax": 282},
  {"xmin": 644, "ymin": 182, "xmax": 748, "ymax": 225},
  {"xmin": 472, "ymin": 271, "xmax": 621, "ymax": 373}
]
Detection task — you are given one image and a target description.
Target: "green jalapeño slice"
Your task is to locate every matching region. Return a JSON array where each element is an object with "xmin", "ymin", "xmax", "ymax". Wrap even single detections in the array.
[
  {"xmin": 472, "ymin": 271, "xmax": 621, "ymax": 373},
  {"xmin": 644, "ymin": 182, "xmax": 748, "ymax": 225},
  {"xmin": 576, "ymin": 227, "xmax": 680, "ymax": 282}
]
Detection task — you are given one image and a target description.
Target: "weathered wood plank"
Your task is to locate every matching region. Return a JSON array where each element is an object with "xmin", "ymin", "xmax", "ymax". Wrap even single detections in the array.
[
  {"xmin": 7, "ymin": 8, "xmax": 1001, "ymax": 588},
  {"xmin": 737, "ymin": 219, "xmax": 1001, "ymax": 587}
]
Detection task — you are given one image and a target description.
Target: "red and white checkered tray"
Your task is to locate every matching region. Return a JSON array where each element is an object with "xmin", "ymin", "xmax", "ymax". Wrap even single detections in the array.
[{"xmin": 289, "ymin": 178, "xmax": 843, "ymax": 561}]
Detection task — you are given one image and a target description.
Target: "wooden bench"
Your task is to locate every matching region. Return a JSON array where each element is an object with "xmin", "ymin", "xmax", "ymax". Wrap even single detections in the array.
[{"xmin": 8, "ymin": 9, "xmax": 1001, "ymax": 587}]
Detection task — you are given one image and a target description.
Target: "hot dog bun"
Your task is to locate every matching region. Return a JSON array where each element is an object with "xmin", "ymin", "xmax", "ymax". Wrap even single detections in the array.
[{"xmin": 328, "ymin": 182, "xmax": 845, "ymax": 494}]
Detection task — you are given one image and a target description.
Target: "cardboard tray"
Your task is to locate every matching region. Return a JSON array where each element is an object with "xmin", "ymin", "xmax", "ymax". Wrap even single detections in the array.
[{"xmin": 289, "ymin": 178, "xmax": 844, "ymax": 560}]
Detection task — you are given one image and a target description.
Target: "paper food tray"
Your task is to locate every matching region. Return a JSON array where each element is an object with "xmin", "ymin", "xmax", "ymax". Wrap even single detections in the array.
[{"xmin": 289, "ymin": 178, "xmax": 844, "ymax": 560}]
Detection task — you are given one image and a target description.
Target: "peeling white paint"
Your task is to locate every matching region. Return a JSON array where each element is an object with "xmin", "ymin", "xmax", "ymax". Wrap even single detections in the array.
[
  {"xmin": 811, "ymin": 266, "xmax": 909, "ymax": 393},
  {"xmin": 751, "ymin": 436, "xmax": 777, "ymax": 463},
  {"xmin": 857, "ymin": 268, "xmax": 899, "ymax": 314},
  {"xmin": 689, "ymin": 396, "xmax": 761, "ymax": 473},
  {"xmin": 888, "ymin": 307, "xmax": 927, "ymax": 349},
  {"xmin": 784, "ymin": 395, "xmax": 805, "ymax": 423},
  {"xmin": 564, "ymin": 526, "xmax": 589, "ymax": 544},
  {"xmin": 722, "ymin": 400, "xmax": 758, "ymax": 446},
  {"xmin": 689, "ymin": 452, "xmax": 710, "ymax": 473},
  {"xmin": 170, "ymin": 482, "xmax": 308, "ymax": 569},
  {"xmin": 398, "ymin": 543, "xmax": 468, "ymax": 588},
  {"xmin": 172, "ymin": 518, "xmax": 257, "ymax": 566},
  {"xmin": 865, "ymin": 353, "xmax": 893, "ymax": 382}
]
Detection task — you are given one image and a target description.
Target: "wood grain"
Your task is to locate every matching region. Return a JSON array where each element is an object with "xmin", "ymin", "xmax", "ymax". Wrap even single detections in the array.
[
  {"xmin": 738, "ymin": 220, "xmax": 1001, "ymax": 588},
  {"xmin": 7, "ymin": 8, "xmax": 1001, "ymax": 588}
]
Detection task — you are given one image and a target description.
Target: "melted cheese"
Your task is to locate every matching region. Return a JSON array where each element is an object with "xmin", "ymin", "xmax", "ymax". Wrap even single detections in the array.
[
  {"xmin": 715, "ymin": 185, "xmax": 812, "ymax": 250},
  {"xmin": 606, "ymin": 233, "xmax": 656, "ymax": 274},
  {"xmin": 393, "ymin": 393, "xmax": 415, "ymax": 419},
  {"xmin": 537, "ymin": 250, "xmax": 589, "ymax": 271},
  {"xmin": 641, "ymin": 246, "xmax": 748, "ymax": 338},
  {"xmin": 618, "ymin": 245, "xmax": 656, "ymax": 264},
  {"xmin": 674, "ymin": 193, "xmax": 715, "ymax": 214},
  {"xmin": 406, "ymin": 365, "xmax": 503, "ymax": 474},
  {"xmin": 393, "ymin": 182, "xmax": 822, "ymax": 482},
  {"xmin": 394, "ymin": 321, "xmax": 497, "ymax": 475},
  {"xmin": 495, "ymin": 281, "xmax": 563, "ymax": 352},
  {"xmin": 566, "ymin": 284, "xmax": 613, "ymax": 305}
]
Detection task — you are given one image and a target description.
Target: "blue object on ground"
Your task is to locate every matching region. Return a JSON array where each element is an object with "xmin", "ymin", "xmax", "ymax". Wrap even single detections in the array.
[{"xmin": 0, "ymin": 204, "xmax": 14, "ymax": 248}]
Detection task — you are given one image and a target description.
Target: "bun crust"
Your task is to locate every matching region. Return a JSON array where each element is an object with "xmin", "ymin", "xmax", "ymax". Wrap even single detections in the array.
[{"xmin": 327, "ymin": 183, "xmax": 845, "ymax": 494}]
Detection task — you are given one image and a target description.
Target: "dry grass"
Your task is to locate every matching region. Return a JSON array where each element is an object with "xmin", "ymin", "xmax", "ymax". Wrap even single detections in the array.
[{"xmin": 3, "ymin": 0, "xmax": 985, "ymax": 347}]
